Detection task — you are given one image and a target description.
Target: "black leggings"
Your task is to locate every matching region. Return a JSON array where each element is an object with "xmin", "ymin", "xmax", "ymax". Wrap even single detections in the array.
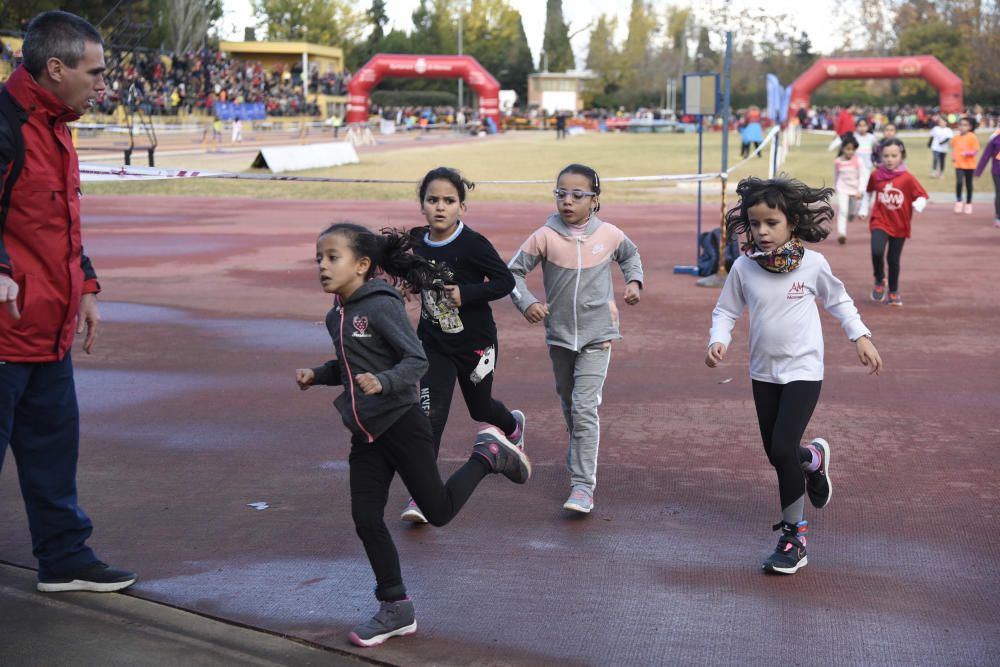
[
  {"xmin": 932, "ymin": 151, "xmax": 946, "ymax": 173},
  {"xmin": 420, "ymin": 340, "xmax": 516, "ymax": 457},
  {"xmin": 751, "ymin": 380, "xmax": 821, "ymax": 512},
  {"xmin": 993, "ymin": 173, "xmax": 1000, "ymax": 219},
  {"xmin": 956, "ymin": 168, "xmax": 974, "ymax": 203},
  {"xmin": 871, "ymin": 228, "xmax": 906, "ymax": 293},
  {"xmin": 349, "ymin": 405, "xmax": 489, "ymax": 601}
]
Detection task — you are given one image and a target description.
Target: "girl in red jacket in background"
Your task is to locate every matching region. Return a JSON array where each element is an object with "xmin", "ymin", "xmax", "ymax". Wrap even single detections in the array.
[{"xmin": 866, "ymin": 138, "xmax": 929, "ymax": 307}]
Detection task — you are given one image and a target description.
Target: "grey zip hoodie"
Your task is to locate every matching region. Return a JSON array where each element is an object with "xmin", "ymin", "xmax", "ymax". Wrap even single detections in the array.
[
  {"xmin": 311, "ymin": 279, "xmax": 428, "ymax": 442},
  {"xmin": 509, "ymin": 213, "xmax": 644, "ymax": 351}
]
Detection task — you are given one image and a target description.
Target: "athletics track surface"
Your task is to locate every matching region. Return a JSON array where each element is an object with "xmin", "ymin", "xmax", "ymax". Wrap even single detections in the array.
[{"xmin": 0, "ymin": 196, "xmax": 997, "ymax": 666}]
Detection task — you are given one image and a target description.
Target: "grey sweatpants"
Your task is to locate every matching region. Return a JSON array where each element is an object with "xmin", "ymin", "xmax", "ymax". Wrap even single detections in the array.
[{"xmin": 548, "ymin": 342, "xmax": 612, "ymax": 492}]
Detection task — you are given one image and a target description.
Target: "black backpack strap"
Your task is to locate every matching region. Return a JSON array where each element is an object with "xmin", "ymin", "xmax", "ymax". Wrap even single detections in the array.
[{"xmin": 0, "ymin": 85, "xmax": 27, "ymax": 236}]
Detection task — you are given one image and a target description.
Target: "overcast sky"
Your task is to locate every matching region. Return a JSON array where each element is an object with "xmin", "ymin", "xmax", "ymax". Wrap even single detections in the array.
[{"xmin": 219, "ymin": 0, "xmax": 844, "ymax": 64}]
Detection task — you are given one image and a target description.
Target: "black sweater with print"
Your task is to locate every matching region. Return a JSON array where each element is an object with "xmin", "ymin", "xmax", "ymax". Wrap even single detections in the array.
[{"xmin": 414, "ymin": 223, "xmax": 515, "ymax": 351}]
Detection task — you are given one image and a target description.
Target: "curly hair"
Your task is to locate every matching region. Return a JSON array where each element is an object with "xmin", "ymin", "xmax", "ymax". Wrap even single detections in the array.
[
  {"xmin": 318, "ymin": 222, "xmax": 449, "ymax": 294},
  {"xmin": 724, "ymin": 176, "xmax": 834, "ymax": 244}
]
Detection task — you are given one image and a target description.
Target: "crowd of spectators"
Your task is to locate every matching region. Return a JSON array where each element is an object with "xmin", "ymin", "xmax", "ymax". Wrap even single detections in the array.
[
  {"xmin": 797, "ymin": 104, "xmax": 1000, "ymax": 131},
  {"xmin": 94, "ymin": 47, "xmax": 351, "ymax": 117}
]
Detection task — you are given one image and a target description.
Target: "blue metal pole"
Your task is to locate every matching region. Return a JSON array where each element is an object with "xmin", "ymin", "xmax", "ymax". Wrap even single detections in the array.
[{"xmin": 697, "ymin": 114, "xmax": 703, "ymax": 260}]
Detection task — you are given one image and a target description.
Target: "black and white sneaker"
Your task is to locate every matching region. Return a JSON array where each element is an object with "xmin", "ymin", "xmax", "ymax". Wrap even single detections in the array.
[
  {"xmin": 37, "ymin": 561, "xmax": 137, "ymax": 593},
  {"xmin": 762, "ymin": 521, "xmax": 809, "ymax": 575},
  {"xmin": 806, "ymin": 438, "xmax": 832, "ymax": 508},
  {"xmin": 472, "ymin": 425, "xmax": 531, "ymax": 484},
  {"xmin": 349, "ymin": 599, "xmax": 417, "ymax": 647}
]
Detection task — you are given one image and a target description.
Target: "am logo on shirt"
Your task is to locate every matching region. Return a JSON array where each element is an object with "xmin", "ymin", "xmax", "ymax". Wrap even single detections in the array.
[{"xmin": 786, "ymin": 282, "xmax": 807, "ymax": 300}]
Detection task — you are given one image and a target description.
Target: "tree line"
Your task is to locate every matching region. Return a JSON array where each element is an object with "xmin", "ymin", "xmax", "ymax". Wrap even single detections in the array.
[{"xmin": 3, "ymin": 0, "xmax": 996, "ymax": 108}]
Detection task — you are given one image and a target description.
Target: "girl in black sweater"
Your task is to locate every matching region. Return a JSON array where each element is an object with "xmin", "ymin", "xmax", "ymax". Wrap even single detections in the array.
[{"xmin": 401, "ymin": 167, "xmax": 525, "ymax": 524}]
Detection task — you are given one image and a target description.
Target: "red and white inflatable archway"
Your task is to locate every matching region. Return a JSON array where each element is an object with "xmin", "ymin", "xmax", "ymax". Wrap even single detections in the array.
[
  {"xmin": 789, "ymin": 56, "xmax": 963, "ymax": 115},
  {"xmin": 346, "ymin": 54, "xmax": 501, "ymax": 128}
]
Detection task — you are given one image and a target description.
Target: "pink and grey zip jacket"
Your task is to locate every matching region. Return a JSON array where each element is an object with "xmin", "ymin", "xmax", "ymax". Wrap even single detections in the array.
[
  {"xmin": 311, "ymin": 279, "xmax": 428, "ymax": 443},
  {"xmin": 508, "ymin": 213, "xmax": 644, "ymax": 352}
]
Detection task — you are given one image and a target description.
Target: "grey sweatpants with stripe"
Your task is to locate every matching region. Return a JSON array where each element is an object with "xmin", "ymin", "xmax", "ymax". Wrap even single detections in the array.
[{"xmin": 548, "ymin": 343, "xmax": 612, "ymax": 492}]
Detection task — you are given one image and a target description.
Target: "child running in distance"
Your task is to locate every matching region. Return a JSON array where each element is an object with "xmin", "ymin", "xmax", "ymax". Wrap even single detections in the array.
[
  {"xmin": 953, "ymin": 116, "xmax": 980, "ymax": 215},
  {"xmin": 706, "ymin": 176, "xmax": 882, "ymax": 575},
  {"xmin": 852, "ymin": 117, "xmax": 878, "ymax": 173},
  {"xmin": 833, "ymin": 133, "xmax": 867, "ymax": 244},
  {"xmin": 508, "ymin": 163, "xmax": 644, "ymax": 514},
  {"xmin": 400, "ymin": 167, "xmax": 523, "ymax": 524},
  {"xmin": 929, "ymin": 116, "xmax": 952, "ymax": 178},
  {"xmin": 866, "ymin": 138, "xmax": 929, "ymax": 307},
  {"xmin": 974, "ymin": 127, "xmax": 1000, "ymax": 228},
  {"xmin": 296, "ymin": 223, "xmax": 531, "ymax": 647}
]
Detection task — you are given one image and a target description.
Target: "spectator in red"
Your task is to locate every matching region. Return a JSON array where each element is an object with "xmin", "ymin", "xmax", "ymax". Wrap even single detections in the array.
[{"xmin": 834, "ymin": 106, "xmax": 856, "ymax": 137}]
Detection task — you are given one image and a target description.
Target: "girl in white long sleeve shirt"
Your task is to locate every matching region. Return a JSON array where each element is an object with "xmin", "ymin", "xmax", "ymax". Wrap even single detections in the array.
[{"xmin": 705, "ymin": 177, "xmax": 882, "ymax": 575}]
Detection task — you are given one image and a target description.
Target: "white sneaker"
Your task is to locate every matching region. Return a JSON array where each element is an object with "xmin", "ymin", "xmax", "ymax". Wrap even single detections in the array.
[
  {"xmin": 563, "ymin": 486, "xmax": 594, "ymax": 513},
  {"xmin": 964, "ymin": 203, "xmax": 973, "ymax": 215},
  {"xmin": 400, "ymin": 499, "xmax": 428, "ymax": 524},
  {"xmin": 953, "ymin": 201, "xmax": 963, "ymax": 213}
]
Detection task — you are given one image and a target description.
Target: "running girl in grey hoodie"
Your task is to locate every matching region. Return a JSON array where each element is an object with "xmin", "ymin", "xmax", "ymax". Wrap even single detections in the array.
[
  {"xmin": 295, "ymin": 223, "xmax": 532, "ymax": 648},
  {"xmin": 509, "ymin": 164, "xmax": 644, "ymax": 515}
]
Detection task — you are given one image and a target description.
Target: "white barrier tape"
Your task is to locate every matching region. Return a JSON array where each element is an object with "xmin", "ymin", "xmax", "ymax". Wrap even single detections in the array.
[
  {"xmin": 80, "ymin": 163, "xmax": 727, "ymax": 185},
  {"xmin": 80, "ymin": 125, "xmax": 779, "ymax": 185}
]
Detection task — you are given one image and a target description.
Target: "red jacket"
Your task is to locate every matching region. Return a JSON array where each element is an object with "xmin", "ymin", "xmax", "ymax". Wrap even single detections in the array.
[{"xmin": 0, "ymin": 66, "xmax": 100, "ymax": 362}]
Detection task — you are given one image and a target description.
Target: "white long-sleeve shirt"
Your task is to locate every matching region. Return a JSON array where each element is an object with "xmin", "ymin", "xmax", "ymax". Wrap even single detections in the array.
[{"xmin": 708, "ymin": 250, "xmax": 870, "ymax": 383}]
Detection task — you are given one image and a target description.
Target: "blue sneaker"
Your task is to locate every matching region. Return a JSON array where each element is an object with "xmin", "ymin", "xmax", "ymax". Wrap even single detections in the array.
[{"xmin": 562, "ymin": 485, "xmax": 594, "ymax": 513}]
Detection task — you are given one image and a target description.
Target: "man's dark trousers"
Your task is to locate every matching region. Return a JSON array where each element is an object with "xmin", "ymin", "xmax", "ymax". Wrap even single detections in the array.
[{"xmin": 0, "ymin": 353, "xmax": 97, "ymax": 577}]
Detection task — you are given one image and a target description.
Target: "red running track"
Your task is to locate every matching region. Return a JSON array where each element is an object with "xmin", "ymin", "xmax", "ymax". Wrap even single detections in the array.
[{"xmin": 1, "ymin": 195, "xmax": 998, "ymax": 665}]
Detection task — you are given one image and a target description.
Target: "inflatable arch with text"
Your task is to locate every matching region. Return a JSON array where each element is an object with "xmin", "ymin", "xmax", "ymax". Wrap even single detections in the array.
[
  {"xmin": 789, "ymin": 56, "xmax": 963, "ymax": 115},
  {"xmin": 346, "ymin": 54, "xmax": 501, "ymax": 129}
]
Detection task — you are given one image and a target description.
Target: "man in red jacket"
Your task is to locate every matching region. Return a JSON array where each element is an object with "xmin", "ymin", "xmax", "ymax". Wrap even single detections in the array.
[{"xmin": 0, "ymin": 11, "xmax": 135, "ymax": 592}]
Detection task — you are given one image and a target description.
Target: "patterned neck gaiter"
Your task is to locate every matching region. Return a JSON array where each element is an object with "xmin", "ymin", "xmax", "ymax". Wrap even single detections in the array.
[{"xmin": 745, "ymin": 238, "xmax": 805, "ymax": 273}]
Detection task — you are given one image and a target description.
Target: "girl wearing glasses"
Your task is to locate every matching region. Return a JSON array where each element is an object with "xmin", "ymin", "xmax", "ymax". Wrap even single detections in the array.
[{"xmin": 508, "ymin": 163, "xmax": 644, "ymax": 514}]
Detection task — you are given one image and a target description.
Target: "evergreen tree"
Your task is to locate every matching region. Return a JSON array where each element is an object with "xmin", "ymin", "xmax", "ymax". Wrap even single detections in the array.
[
  {"xmin": 541, "ymin": 0, "xmax": 574, "ymax": 71},
  {"xmin": 586, "ymin": 15, "xmax": 621, "ymax": 96},
  {"xmin": 621, "ymin": 0, "xmax": 657, "ymax": 90},
  {"xmin": 694, "ymin": 27, "xmax": 716, "ymax": 70}
]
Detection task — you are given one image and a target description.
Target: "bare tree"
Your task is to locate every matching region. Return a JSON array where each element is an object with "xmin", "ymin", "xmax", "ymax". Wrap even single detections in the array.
[{"xmin": 168, "ymin": 0, "xmax": 221, "ymax": 53}]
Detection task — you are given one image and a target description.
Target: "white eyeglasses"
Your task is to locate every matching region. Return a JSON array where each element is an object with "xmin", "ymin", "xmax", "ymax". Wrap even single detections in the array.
[{"xmin": 553, "ymin": 188, "xmax": 596, "ymax": 200}]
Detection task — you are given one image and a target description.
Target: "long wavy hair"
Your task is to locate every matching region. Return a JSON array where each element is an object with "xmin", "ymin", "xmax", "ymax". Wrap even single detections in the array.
[{"xmin": 725, "ymin": 176, "xmax": 833, "ymax": 244}]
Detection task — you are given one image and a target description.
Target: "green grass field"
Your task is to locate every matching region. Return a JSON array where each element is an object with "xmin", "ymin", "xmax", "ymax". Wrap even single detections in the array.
[{"xmin": 83, "ymin": 129, "xmax": 954, "ymax": 203}]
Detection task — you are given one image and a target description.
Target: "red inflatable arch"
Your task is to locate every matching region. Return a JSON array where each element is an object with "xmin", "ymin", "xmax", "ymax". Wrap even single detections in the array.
[
  {"xmin": 789, "ymin": 56, "xmax": 963, "ymax": 115},
  {"xmin": 346, "ymin": 54, "xmax": 501, "ymax": 129}
]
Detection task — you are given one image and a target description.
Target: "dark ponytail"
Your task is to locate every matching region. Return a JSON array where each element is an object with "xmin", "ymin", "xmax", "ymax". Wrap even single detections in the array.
[{"xmin": 318, "ymin": 222, "xmax": 450, "ymax": 293}]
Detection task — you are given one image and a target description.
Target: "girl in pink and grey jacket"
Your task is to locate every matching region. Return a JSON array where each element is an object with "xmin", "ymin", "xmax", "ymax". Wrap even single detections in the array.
[{"xmin": 508, "ymin": 163, "xmax": 644, "ymax": 514}]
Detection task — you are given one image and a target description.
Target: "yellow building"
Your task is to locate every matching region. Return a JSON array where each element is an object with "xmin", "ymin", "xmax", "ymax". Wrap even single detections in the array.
[
  {"xmin": 218, "ymin": 40, "xmax": 347, "ymax": 118},
  {"xmin": 219, "ymin": 40, "xmax": 344, "ymax": 83}
]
